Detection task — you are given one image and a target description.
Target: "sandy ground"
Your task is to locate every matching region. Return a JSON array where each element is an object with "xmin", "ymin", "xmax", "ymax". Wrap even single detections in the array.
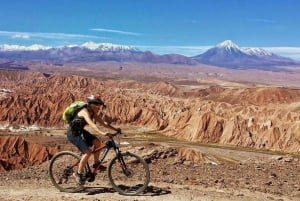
[
  {"xmin": 0, "ymin": 130, "xmax": 299, "ymax": 201},
  {"xmin": 0, "ymin": 181, "xmax": 293, "ymax": 201}
]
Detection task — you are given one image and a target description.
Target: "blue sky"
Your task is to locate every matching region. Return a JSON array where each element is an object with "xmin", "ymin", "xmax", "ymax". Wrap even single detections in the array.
[{"xmin": 0, "ymin": 0, "xmax": 300, "ymax": 59}]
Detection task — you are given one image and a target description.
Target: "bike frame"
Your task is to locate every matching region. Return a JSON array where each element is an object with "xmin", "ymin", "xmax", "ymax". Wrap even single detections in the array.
[{"xmin": 85, "ymin": 133, "xmax": 127, "ymax": 175}]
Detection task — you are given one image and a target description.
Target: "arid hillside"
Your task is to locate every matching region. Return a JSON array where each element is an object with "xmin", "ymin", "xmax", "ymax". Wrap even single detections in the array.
[
  {"xmin": 0, "ymin": 68, "xmax": 300, "ymax": 153},
  {"xmin": 0, "ymin": 135, "xmax": 58, "ymax": 172}
]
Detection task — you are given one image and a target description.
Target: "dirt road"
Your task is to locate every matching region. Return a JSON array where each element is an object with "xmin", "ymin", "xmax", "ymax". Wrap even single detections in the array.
[
  {"xmin": 0, "ymin": 178, "xmax": 294, "ymax": 201},
  {"xmin": 0, "ymin": 131, "xmax": 299, "ymax": 201}
]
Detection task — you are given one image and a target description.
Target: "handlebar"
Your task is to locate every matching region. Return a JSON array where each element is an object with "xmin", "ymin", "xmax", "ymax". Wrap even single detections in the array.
[{"xmin": 109, "ymin": 130, "xmax": 122, "ymax": 138}]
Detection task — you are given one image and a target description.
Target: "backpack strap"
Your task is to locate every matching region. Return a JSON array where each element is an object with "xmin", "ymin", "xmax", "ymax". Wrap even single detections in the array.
[
  {"xmin": 87, "ymin": 106, "xmax": 95, "ymax": 120},
  {"xmin": 70, "ymin": 105, "xmax": 87, "ymax": 123}
]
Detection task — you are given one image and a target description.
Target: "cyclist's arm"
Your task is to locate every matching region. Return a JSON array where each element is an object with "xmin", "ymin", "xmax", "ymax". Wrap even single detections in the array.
[
  {"xmin": 77, "ymin": 108, "xmax": 107, "ymax": 136},
  {"xmin": 94, "ymin": 115, "xmax": 119, "ymax": 132}
]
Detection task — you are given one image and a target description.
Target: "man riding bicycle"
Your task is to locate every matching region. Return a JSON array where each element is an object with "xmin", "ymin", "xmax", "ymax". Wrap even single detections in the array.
[{"xmin": 66, "ymin": 95, "xmax": 120, "ymax": 185}]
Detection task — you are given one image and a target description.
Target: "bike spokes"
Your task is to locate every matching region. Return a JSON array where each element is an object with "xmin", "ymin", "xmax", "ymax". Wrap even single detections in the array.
[
  {"xmin": 108, "ymin": 152, "xmax": 150, "ymax": 195},
  {"xmin": 49, "ymin": 151, "xmax": 84, "ymax": 193}
]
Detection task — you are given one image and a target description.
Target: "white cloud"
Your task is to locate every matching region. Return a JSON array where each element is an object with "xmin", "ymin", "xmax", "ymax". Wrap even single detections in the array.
[
  {"xmin": 31, "ymin": 32, "xmax": 100, "ymax": 40},
  {"xmin": 90, "ymin": 28, "xmax": 141, "ymax": 36},
  {"xmin": 0, "ymin": 30, "xmax": 102, "ymax": 40},
  {"xmin": 264, "ymin": 47, "xmax": 300, "ymax": 61},
  {"xmin": 12, "ymin": 34, "xmax": 30, "ymax": 39}
]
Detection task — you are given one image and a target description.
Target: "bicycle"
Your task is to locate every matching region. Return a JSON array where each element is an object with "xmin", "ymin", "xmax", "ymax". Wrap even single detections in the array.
[{"xmin": 49, "ymin": 131, "xmax": 150, "ymax": 195}]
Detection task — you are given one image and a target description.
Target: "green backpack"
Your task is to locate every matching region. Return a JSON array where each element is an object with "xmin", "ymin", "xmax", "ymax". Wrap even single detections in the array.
[{"xmin": 62, "ymin": 101, "xmax": 87, "ymax": 123}]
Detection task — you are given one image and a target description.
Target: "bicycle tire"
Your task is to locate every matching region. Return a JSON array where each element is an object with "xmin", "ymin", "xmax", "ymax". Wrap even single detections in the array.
[
  {"xmin": 49, "ymin": 151, "xmax": 84, "ymax": 193},
  {"xmin": 108, "ymin": 152, "xmax": 150, "ymax": 195}
]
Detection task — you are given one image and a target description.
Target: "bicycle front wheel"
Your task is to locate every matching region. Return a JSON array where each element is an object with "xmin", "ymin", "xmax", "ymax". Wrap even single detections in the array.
[
  {"xmin": 108, "ymin": 152, "xmax": 150, "ymax": 195},
  {"xmin": 49, "ymin": 151, "xmax": 83, "ymax": 193}
]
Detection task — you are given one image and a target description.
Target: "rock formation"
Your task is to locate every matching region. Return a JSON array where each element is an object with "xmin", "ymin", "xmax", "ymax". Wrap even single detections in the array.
[
  {"xmin": 0, "ymin": 69, "xmax": 300, "ymax": 153},
  {"xmin": 0, "ymin": 136, "xmax": 58, "ymax": 172}
]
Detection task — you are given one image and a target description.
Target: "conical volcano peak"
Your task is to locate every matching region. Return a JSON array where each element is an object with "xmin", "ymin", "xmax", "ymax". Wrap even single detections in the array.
[
  {"xmin": 217, "ymin": 40, "xmax": 240, "ymax": 49},
  {"xmin": 192, "ymin": 39, "xmax": 297, "ymax": 68}
]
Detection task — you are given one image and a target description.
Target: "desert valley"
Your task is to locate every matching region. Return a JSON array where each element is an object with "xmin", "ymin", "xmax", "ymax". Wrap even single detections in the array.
[{"xmin": 0, "ymin": 41, "xmax": 300, "ymax": 201}]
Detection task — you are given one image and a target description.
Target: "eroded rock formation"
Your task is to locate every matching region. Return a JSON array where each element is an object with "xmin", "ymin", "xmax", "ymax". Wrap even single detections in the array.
[
  {"xmin": 0, "ymin": 136, "xmax": 58, "ymax": 172},
  {"xmin": 0, "ymin": 69, "xmax": 300, "ymax": 153}
]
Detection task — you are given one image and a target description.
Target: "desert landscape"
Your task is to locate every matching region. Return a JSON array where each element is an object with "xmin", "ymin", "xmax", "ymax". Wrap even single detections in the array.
[{"xmin": 0, "ymin": 59, "xmax": 300, "ymax": 201}]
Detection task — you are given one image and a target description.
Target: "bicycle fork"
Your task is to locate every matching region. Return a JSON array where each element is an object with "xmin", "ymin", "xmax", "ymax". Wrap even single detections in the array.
[{"xmin": 117, "ymin": 152, "xmax": 131, "ymax": 177}]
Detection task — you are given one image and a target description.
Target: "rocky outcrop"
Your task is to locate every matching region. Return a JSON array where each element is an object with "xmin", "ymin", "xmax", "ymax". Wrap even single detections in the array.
[
  {"xmin": 0, "ymin": 136, "xmax": 58, "ymax": 172},
  {"xmin": 0, "ymin": 70, "xmax": 300, "ymax": 153}
]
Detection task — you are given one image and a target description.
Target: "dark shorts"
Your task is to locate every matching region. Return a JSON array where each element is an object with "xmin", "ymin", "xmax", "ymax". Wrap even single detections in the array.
[{"xmin": 67, "ymin": 129, "xmax": 97, "ymax": 153}]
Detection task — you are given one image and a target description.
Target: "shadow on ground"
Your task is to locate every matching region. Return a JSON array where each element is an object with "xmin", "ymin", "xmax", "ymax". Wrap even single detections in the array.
[{"xmin": 84, "ymin": 185, "xmax": 171, "ymax": 196}]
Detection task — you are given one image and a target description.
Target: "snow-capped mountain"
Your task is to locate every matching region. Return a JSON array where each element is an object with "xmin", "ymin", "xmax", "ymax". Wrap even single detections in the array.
[
  {"xmin": 0, "ymin": 42, "xmax": 195, "ymax": 65},
  {"xmin": 216, "ymin": 40, "xmax": 240, "ymax": 50},
  {"xmin": 0, "ymin": 40, "xmax": 298, "ymax": 68},
  {"xmin": 80, "ymin": 42, "xmax": 140, "ymax": 52},
  {"xmin": 243, "ymin": 47, "xmax": 273, "ymax": 57},
  {"xmin": 192, "ymin": 40, "xmax": 298, "ymax": 69},
  {"xmin": 0, "ymin": 42, "xmax": 139, "ymax": 52},
  {"xmin": 0, "ymin": 44, "xmax": 51, "ymax": 51}
]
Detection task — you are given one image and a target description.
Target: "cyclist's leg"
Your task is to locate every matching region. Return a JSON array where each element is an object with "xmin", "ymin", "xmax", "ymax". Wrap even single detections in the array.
[
  {"xmin": 78, "ymin": 150, "xmax": 92, "ymax": 172},
  {"xmin": 82, "ymin": 130, "xmax": 102, "ymax": 164},
  {"xmin": 67, "ymin": 131, "xmax": 91, "ymax": 174},
  {"xmin": 92, "ymin": 138, "xmax": 102, "ymax": 163}
]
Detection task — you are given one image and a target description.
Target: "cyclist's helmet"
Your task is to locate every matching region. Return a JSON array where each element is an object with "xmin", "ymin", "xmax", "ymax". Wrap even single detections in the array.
[{"xmin": 87, "ymin": 95, "xmax": 106, "ymax": 107}]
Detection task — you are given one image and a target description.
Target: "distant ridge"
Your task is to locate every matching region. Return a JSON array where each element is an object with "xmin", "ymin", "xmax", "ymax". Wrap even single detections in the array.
[
  {"xmin": 0, "ymin": 42, "xmax": 196, "ymax": 65},
  {"xmin": 191, "ymin": 40, "xmax": 299, "ymax": 69},
  {"xmin": 0, "ymin": 40, "xmax": 298, "ymax": 68},
  {"xmin": 0, "ymin": 42, "xmax": 138, "ymax": 52}
]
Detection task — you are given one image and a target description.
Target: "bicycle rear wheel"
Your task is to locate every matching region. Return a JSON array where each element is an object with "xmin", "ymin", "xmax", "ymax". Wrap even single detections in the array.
[
  {"xmin": 108, "ymin": 152, "xmax": 150, "ymax": 195},
  {"xmin": 49, "ymin": 151, "xmax": 84, "ymax": 192}
]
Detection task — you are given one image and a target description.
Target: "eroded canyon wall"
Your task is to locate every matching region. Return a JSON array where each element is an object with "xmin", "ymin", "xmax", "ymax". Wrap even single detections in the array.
[{"xmin": 0, "ymin": 70, "xmax": 299, "ymax": 153}]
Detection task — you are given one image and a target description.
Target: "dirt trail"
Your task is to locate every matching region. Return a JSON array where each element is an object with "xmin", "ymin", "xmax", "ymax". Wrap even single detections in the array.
[
  {"xmin": 0, "ymin": 179, "xmax": 293, "ymax": 201},
  {"xmin": 0, "ymin": 132, "xmax": 299, "ymax": 201}
]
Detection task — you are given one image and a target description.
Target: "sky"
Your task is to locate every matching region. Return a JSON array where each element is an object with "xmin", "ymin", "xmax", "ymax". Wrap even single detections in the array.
[{"xmin": 0, "ymin": 0, "xmax": 300, "ymax": 60}]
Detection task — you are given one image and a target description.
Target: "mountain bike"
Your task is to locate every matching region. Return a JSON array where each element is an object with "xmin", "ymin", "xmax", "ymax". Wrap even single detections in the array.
[{"xmin": 49, "ymin": 131, "xmax": 150, "ymax": 195}]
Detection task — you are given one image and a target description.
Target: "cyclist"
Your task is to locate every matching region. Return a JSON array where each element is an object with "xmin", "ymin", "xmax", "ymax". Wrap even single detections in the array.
[{"xmin": 66, "ymin": 95, "xmax": 120, "ymax": 185}]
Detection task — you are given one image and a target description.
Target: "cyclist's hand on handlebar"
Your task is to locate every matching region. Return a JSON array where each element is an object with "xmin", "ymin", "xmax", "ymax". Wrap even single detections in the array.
[{"xmin": 105, "ymin": 132, "xmax": 113, "ymax": 138}]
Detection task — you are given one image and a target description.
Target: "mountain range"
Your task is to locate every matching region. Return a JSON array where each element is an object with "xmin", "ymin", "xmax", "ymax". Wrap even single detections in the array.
[
  {"xmin": 0, "ymin": 41, "xmax": 196, "ymax": 65},
  {"xmin": 192, "ymin": 40, "xmax": 298, "ymax": 69},
  {"xmin": 0, "ymin": 40, "xmax": 299, "ymax": 69}
]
